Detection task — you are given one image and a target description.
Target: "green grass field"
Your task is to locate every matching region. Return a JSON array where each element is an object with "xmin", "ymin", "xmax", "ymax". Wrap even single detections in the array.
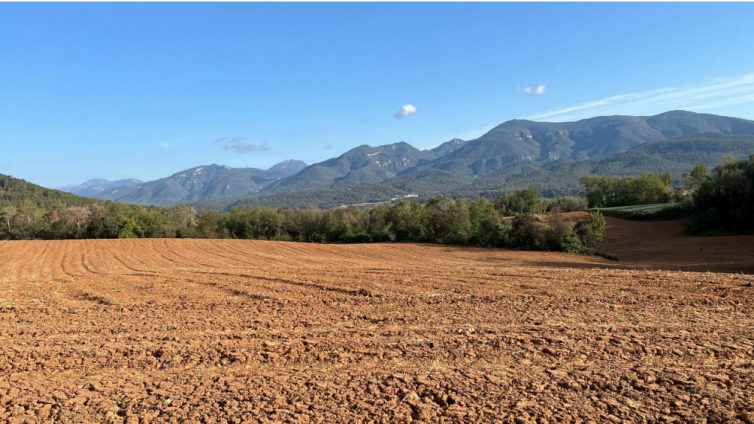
[{"xmin": 590, "ymin": 203, "xmax": 686, "ymax": 220}]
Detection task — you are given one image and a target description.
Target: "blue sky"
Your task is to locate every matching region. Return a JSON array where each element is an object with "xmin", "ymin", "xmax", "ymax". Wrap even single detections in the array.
[{"xmin": 1, "ymin": 3, "xmax": 753, "ymax": 187}]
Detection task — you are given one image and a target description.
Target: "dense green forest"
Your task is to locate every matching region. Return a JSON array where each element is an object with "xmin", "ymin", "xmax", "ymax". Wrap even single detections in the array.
[
  {"xmin": 1, "ymin": 174, "xmax": 96, "ymax": 209},
  {"xmin": 1, "ymin": 178, "xmax": 607, "ymax": 256}
]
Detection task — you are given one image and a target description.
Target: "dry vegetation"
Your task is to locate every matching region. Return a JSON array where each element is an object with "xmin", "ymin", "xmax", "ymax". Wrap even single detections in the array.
[{"xmin": 1, "ymin": 220, "xmax": 753, "ymax": 423}]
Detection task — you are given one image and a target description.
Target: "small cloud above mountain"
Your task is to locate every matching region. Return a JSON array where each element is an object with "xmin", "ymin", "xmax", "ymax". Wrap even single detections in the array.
[
  {"xmin": 518, "ymin": 85, "xmax": 547, "ymax": 96},
  {"xmin": 394, "ymin": 104, "xmax": 418, "ymax": 119},
  {"xmin": 215, "ymin": 136, "xmax": 268, "ymax": 153}
]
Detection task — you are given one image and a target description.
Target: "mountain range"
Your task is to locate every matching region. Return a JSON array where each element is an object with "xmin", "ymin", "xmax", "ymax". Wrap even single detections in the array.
[
  {"xmin": 46, "ymin": 110, "xmax": 754, "ymax": 209},
  {"xmin": 59, "ymin": 178, "xmax": 143, "ymax": 197},
  {"xmin": 82, "ymin": 160, "xmax": 307, "ymax": 206}
]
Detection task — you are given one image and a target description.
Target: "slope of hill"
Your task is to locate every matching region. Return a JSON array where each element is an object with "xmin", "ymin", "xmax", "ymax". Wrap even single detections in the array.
[
  {"xmin": 1, "ymin": 174, "xmax": 98, "ymax": 209},
  {"xmin": 264, "ymin": 142, "xmax": 439, "ymax": 193},
  {"xmin": 462, "ymin": 133, "xmax": 754, "ymax": 198},
  {"xmin": 429, "ymin": 138, "xmax": 468, "ymax": 156},
  {"xmin": 423, "ymin": 111, "xmax": 754, "ymax": 176},
  {"xmin": 95, "ymin": 161, "xmax": 305, "ymax": 206},
  {"xmin": 59, "ymin": 178, "xmax": 142, "ymax": 197},
  {"xmin": 268, "ymin": 159, "xmax": 307, "ymax": 174}
]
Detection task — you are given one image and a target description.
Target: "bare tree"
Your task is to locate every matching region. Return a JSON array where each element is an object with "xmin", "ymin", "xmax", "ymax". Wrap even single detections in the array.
[{"xmin": 3, "ymin": 206, "xmax": 17, "ymax": 234}]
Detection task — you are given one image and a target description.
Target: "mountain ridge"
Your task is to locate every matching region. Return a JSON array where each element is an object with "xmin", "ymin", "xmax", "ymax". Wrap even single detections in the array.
[
  {"xmin": 54, "ymin": 110, "xmax": 754, "ymax": 207},
  {"xmin": 60, "ymin": 178, "xmax": 143, "ymax": 197},
  {"xmin": 93, "ymin": 160, "xmax": 306, "ymax": 206}
]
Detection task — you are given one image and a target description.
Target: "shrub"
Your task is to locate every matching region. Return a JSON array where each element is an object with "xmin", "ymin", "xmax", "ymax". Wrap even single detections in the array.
[
  {"xmin": 560, "ymin": 231, "xmax": 582, "ymax": 254},
  {"xmin": 339, "ymin": 226, "xmax": 372, "ymax": 243},
  {"xmin": 509, "ymin": 214, "xmax": 545, "ymax": 250}
]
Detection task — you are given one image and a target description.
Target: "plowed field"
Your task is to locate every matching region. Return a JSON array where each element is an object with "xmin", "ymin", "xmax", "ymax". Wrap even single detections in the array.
[{"xmin": 1, "ymin": 238, "xmax": 753, "ymax": 423}]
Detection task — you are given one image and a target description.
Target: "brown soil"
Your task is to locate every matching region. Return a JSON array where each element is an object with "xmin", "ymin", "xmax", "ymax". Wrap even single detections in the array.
[
  {"xmin": 601, "ymin": 217, "xmax": 754, "ymax": 274},
  {"xmin": 1, "ymin": 238, "xmax": 753, "ymax": 423},
  {"xmin": 543, "ymin": 212, "xmax": 753, "ymax": 273}
]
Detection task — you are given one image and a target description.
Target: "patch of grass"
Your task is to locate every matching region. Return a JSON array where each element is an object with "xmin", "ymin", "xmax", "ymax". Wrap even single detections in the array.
[
  {"xmin": 592, "ymin": 203, "xmax": 687, "ymax": 221},
  {"xmin": 595, "ymin": 251, "xmax": 620, "ymax": 261}
]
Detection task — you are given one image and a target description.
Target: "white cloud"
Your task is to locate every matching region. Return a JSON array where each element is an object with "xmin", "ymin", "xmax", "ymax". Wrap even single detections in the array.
[
  {"xmin": 216, "ymin": 135, "xmax": 269, "ymax": 153},
  {"xmin": 519, "ymin": 85, "xmax": 548, "ymax": 96},
  {"xmin": 394, "ymin": 104, "xmax": 418, "ymax": 119},
  {"xmin": 525, "ymin": 73, "xmax": 754, "ymax": 122}
]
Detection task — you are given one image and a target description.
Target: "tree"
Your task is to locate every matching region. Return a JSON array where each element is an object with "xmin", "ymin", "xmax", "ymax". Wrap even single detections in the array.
[
  {"xmin": 469, "ymin": 198, "xmax": 501, "ymax": 246},
  {"xmin": 575, "ymin": 210, "xmax": 606, "ymax": 250},
  {"xmin": 387, "ymin": 201, "xmax": 425, "ymax": 242},
  {"xmin": 518, "ymin": 186, "xmax": 542, "ymax": 215},
  {"xmin": 296, "ymin": 208, "xmax": 323, "ymax": 242},
  {"xmin": 425, "ymin": 198, "xmax": 471, "ymax": 244},
  {"xmin": 544, "ymin": 208, "xmax": 572, "ymax": 252},
  {"xmin": 2, "ymin": 206, "xmax": 16, "ymax": 236},
  {"xmin": 169, "ymin": 204, "xmax": 196, "ymax": 238},
  {"xmin": 508, "ymin": 214, "xmax": 544, "ymax": 251},
  {"xmin": 63, "ymin": 206, "xmax": 93, "ymax": 239},
  {"xmin": 684, "ymin": 162, "xmax": 710, "ymax": 192},
  {"xmin": 194, "ymin": 210, "xmax": 227, "ymax": 239}
]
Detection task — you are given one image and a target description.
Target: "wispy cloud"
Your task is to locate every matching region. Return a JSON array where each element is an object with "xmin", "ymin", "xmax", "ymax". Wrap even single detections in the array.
[
  {"xmin": 216, "ymin": 135, "xmax": 268, "ymax": 153},
  {"xmin": 322, "ymin": 144, "xmax": 334, "ymax": 150},
  {"xmin": 455, "ymin": 124, "xmax": 496, "ymax": 141},
  {"xmin": 518, "ymin": 85, "xmax": 547, "ymax": 96},
  {"xmin": 394, "ymin": 104, "xmax": 418, "ymax": 119},
  {"xmin": 525, "ymin": 73, "xmax": 754, "ymax": 122}
]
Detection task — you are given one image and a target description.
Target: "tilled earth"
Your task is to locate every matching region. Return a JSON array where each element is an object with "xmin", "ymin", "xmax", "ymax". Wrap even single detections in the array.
[{"xmin": 1, "ymin": 239, "xmax": 753, "ymax": 423}]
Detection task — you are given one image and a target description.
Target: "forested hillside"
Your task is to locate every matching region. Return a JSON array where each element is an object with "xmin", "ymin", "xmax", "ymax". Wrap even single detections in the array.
[{"xmin": 1, "ymin": 174, "xmax": 98, "ymax": 209}]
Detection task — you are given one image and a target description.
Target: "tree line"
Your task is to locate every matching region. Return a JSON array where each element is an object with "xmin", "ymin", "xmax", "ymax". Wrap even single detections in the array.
[
  {"xmin": 580, "ymin": 173, "xmax": 674, "ymax": 208},
  {"xmin": 1, "ymin": 191, "xmax": 609, "ymax": 257}
]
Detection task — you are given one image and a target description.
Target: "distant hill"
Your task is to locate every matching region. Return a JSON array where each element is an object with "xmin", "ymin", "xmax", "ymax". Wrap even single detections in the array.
[
  {"xmin": 1, "ymin": 174, "xmax": 97, "ymax": 209},
  {"xmin": 59, "ymin": 178, "xmax": 142, "ymax": 197},
  {"xmin": 263, "ymin": 142, "xmax": 438, "ymax": 193},
  {"xmin": 429, "ymin": 138, "xmax": 468, "ymax": 156},
  {"xmin": 94, "ymin": 160, "xmax": 306, "ymax": 206},
  {"xmin": 268, "ymin": 159, "xmax": 307, "ymax": 174}
]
